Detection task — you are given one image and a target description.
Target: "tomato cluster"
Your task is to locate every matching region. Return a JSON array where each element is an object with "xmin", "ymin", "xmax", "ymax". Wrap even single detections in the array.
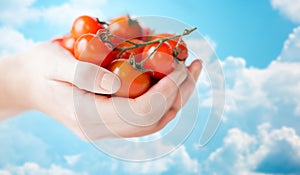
[{"xmin": 52, "ymin": 15, "xmax": 192, "ymax": 98}]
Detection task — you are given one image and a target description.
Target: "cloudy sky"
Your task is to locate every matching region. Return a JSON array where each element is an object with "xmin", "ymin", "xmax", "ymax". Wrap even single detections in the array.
[{"xmin": 1, "ymin": 0, "xmax": 300, "ymax": 174}]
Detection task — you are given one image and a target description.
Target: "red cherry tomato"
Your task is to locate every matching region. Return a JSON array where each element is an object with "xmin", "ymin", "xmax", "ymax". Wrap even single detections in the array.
[
  {"xmin": 108, "ymin": 15, "xmax": 143, "ymax": 46},
  {"xmin": 141, "ymin": 42, "xmax": 176, "ymax": 79},
  {"xmin": 51, "ymin": 37, "xmax": 63, "ymax": 44},
  {"xmin": 71, "ymin": 15, "xmax": 105, "ymax": 39},
  {"xmin": 153, "ymin": 33, "xmax": 188, "ymax": 61},
  {"xmin": 74, "ymin": 34, "xmax": 114, "ymax": 67},
  {"xmin": 108, "ymin": 59, "xmax": 151, "ymax": 98},
  {"xmin": 116, "ymin": 39, "xmax": 145, "ymax": 60},
  {"xmin": 61, "ymin": 35, "xmax": 76, "ymax": 55}
]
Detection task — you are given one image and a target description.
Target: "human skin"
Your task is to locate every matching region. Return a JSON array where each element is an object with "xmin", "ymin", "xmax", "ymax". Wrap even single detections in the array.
[{"xmin": 0, "ymin": 43, "xmax": 202, "ymax": 140}]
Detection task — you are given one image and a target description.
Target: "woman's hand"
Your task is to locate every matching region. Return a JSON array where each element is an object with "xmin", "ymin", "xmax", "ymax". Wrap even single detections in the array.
[{"xmin": 0, "ymin": 42, "xmax": 202, "ymax": 140}]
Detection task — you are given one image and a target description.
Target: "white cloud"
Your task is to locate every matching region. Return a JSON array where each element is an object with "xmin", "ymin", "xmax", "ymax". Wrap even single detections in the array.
[
  {"xmin": 277, "ymin": 26, "xmax": 300, "ymax": 62},
  {"xmin": 123, "ymin": 157, "xmax": 172, "ymax": 175},
  {"xmin": 222, "ymin": 27, "xmax": 300, "ymax": 119},
  {"xmin": 222, "ymin": 56, "xmax": 300, "ymax": 121},
  {"xmin": 223, "ymin": 57, "xmax": 273, "ymax": 114},
  {"xmin": 204, "ymin": 127, "xmax": 257, "ymax": 174},
  {"xmin": 0, "ymin": 123, "xmax": 49, "ymax": 165},
  {"xmin": 123, "ymin": 146, "xmax": 199, "ymax": 175},
  {"xmin": 0, "ymin": 0, "xmax": 40, "ymax": 27},
  {"xmin": 42, "ymin": 1, "xmax": 106, "ymax": 29},
  {"xmin": 196, "ymin": 24, "xmax": 300, "ymax": 174},
  {"xmin": 271, "ymin": 0, "xmax": 300, "ymax": 23},
  {"xmin": 0, "ymin": 0, "xmax": 107, "ymax": 29},
  {"xmin": 0, "ymin": 0, "xmax": 109, "ymax": 57},
  {"xmin": 202, "ymin": 123, "xmax": 300, "ymax": 175},
  {"xmin": 1, "ymin": 162, "xmax": 87, "ymax": 175},
  {"xmin": 0, "ymin": 27, "xmax": 35, "ymax": 57},
  {"xmin": 0, "ymin": 118, "xmax": 121, "ymax": 174},
  {"xmin": 64, "ymin": 154, "xmax": 81, "ymax": 166},
  {"xmin": 176, "ymin": 146, "xmax": 199, "ymax": 173},
  {"xmin": 0, "ymin": 170, "xmax": 10, "ymax": 175}
]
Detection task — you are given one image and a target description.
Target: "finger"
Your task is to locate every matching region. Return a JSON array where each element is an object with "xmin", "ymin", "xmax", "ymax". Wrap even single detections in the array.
[
  {"xmin": 171, "ymin": 59, "xmax": 203, "ymax": 112},
  {"xmin": 109, "ymin": 63, "xmax": 188, "ymax": 128},
  {"xmin": 125, "ymin": 109, "xmax": 178, "ymax": 138},
  {"xmin": 136, "ymin": 62, "xmax": 188, "ymax": 108},
  {"xmin": 73, "ymin": 61, "xmax": 120, "ymax": 94},
  {"xmin": 147, "ymin": 60, "xmax": 203, "ymax": 135},
  {"xmin": 126, "ymin": 108, "xmax": 178, "ymax": 138},
  {"xmin": 154, "ymin": 108, "xmax": 178, "ymax": 132},
  {"xmin": 46, "ymin": 43, "xmax": 121, "ymax": 94}
]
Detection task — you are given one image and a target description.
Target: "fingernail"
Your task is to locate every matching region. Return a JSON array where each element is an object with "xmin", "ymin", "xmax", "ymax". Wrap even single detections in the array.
[{"xmin": 100, "ymin": 73, "xmax": 120, "ymax": 93}]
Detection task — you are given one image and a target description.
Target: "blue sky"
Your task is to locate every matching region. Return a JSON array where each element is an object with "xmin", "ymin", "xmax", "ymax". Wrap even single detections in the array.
[{"xmin": 1, "ymin": 0, "xmax": 300, "ymax": 174}]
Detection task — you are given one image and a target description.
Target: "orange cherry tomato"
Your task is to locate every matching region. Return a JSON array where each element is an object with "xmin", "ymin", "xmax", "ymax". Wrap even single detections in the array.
[
  {"xmin": 108, "ymin": 59, "xmax": 151, "ymax": 98},
  {"xmin": 141, "ymin": 42, "xmax": 176, "ymax": 79},
  {"xmin": 51, "ymin": 37, "xmax": 63, "ymax": 44},
  {"xmin": 116, "ymin": 39, "xmax": 145, "ymax": 60},
  {"xmin": 74, "ymin": 34, "xmax": 114, "ymax": 67},
  {"xmin": 153, "ymin": 33, "xmax": 188, "ymax": 61},
  {"xmin": 71, "ymin": 15, "xmax": 105, "ymax": 39},
  {"xmin": 108, "ymin": 15, "xmax": 143, "ymax": 46}
]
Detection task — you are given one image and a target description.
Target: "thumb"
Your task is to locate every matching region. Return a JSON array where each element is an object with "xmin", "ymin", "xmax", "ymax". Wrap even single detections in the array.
[
  {"xmin": 47, "ymin": 42, "xmax": 120, "ymax": 94},
  {"xmin": 73, "ymin": 61, "xmax": 120, "ymax": 94}
]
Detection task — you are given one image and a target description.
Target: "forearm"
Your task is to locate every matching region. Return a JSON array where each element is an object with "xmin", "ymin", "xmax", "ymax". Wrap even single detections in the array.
[{"xmin": 0, "ymin": 55, "xmax": 30, "ymax": 120}]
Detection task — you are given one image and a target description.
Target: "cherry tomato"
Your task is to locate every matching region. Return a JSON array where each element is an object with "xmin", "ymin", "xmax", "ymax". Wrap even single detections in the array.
[
  {"xmin": 116, "ymin": 39, "xmax": 144, "ymax": 60},
  {"xmin": 108, "ymin": 59, "xmax": 151, "ymax": 98},
  {"xmin": 108, "ymin": 15, "xmax": 143, "ymax": 46},
  {"xmin": 104, "ymin": 49, "xmax": 120, "ymax": 66},
  {"xmin": 71, "ymin": 15, "xmax": 105, "ymax": 39},
  {"xmin": 153, "ymin": 33, "xmax": 188, "ymax": 61},
  {"xmin": 51, "ymin": 37, "xmax": 63, "ymax": 44},
  {"xmin": 61, "ymin": 35, "xmax": 76, "ymax": 55},
  {"xmin": 141, "ymin": 42, "xmax": 176, "ymax": 79},
  {"xmin": 74, "ymin": 34, "xmax": 114, "ymax": 67}
]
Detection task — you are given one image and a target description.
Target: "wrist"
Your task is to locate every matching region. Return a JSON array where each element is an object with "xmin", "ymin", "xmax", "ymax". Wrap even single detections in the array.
[{"xmin": 0, "ymin": 55, "xmax": 32, "ymax": 119}]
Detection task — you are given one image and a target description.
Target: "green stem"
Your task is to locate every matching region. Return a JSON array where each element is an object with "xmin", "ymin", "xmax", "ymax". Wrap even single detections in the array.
[
  {"xmin": 174, "ymin": 30, "xmax": 185, "ymax": 57},
  {"xmin": 98, "ymin": 27, "xmax": 197, "ymax": 52},
  {"xmin": 96, "ymin": 18, "xmax": 109, "ymax": 26},
  {"xmin": 138, "ymin": 40, "xmax": 164, "ymax": 66},
  {"xmin": 118, "ymin": 27, "xmax": 196, "ymax": 52},
  {"xmin": 96, "ymin": 29, "xmax": 116, "ymax": 47},
  {"xmin": 97, "ymin": 27, "xmax": 197, "ymax": 70}
]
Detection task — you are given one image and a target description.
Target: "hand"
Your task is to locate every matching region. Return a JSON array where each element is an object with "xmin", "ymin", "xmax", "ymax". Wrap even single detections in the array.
[{"xmin": 0, "ymin": 42, "xmax": 202, "ymax": 140}]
